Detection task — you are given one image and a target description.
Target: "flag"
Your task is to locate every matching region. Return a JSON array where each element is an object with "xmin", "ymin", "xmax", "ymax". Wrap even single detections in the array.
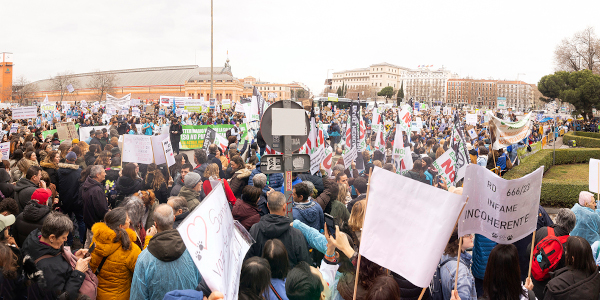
[
  {"xmin": 265, "ymin": 145, "xmax": 282, "ymax": 155},
  {"xmin": 253, "ymin": 87, "xmax": 266, "ymax": 120},
  {"xmin": 450, "ymin": 125, "xmax": 469, "ymax": 183},
  {"xmin": 67, "ymin": 84, "xmax": 74, "ymax": 93},
  {"xmin": 432, "ymin": 148, "xmax": 458, "ymax": 187},
  {"xmin": 360, "ymin": 167, "xmax": 466, "ymax": 288},
  {"xmin": 488, "ymin": 112, "xmax": 533, "ymax": 150},
  {"xmin": 321, "ymin": 146, "xmax": 334, "ymax": 176}
]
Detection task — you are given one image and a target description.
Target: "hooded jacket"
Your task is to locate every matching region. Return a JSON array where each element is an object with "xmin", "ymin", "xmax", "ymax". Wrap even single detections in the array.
[
  {"xmin": 56, "ymin": 163, "xmax": 82, "ymax": 213},
  {"xmin": 40, "ymin": 161, "xmax": 59, "ymax": 186},
  {"xmin": 246, "ymin": 214, "xmax": 312, "ymax": 268},
  {"xmin": 178, "ymin": 187, "xmax": 201, "ymax": 211},
  {"xmin": 173, "ymin": 211, "xmax": 190, "ymax": 229},
  {"xmin": 15, "ymin": 177, "xmax": 39, "ymax": 212},
  {"xmin": 84, "ymin": 152, "xmax": 97, "ymax": 168},
  {"xmin": 298, "ymin": 174, "xmax": 325, "ymax": 194},
  {"xmin": 292, "ymin": 200, "xmax": 324, "ymax": 231},
  {"xmin": 228, "ymin": 168, "xmax": 252, "ymax": 198},
  {"xmin": 13, "ymin": 202, "xmax": 51, "ymax": 247},
  {"xmin": 21, "ymin": 229, "xmax": 85, "ymax": 300},
  {"xmin": 90, "ymin": 222, "xmax": 141, "ymax": 300},
  {"xmin": 170, "ymin": 174, "xmax": 185, "ymax": 197},
  {"xmin": 130, "ymin": 229, "xmax": 201, "ymax": 300},
  {"xmin": 544, "ymin": 266, "xmax": 600, "ymax": 300},
  {"xmin": 232, "ymin": 199, "xmax": 262, "ymax": 231},
  {"xmin": 82, "ymin": 176, "xmax": 109, "ymax": 228},
  {"xmin": 115, "ymin": 176, "xmax": 144, "ymax": 199},
  {"xmin": 0, "ymin": 168, "xmax": 14, "ymax": 199}
]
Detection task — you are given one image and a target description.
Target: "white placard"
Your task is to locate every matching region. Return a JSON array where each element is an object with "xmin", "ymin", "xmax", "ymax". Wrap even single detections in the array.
[
  {"xmin": 466, "ymin": 113, "xmax": 477, "ymax": 125},
  {"xmin": 132, "ymin": 107, "xmax": 140, "ymax": 117},
  {"xmin": 342, "ymin": 147, "xmax": 358, "ymax": 169},
  {"xmin": 360, "ymin": 167, "xmax": 466, "ymax": 288},
  {"xmin": 130, "ymin": 99, "xmax": 140, "ymax": 106},
  {"xmin": 122, "ymin": 134, "xmax": 154, "ymax": 164},
  {"xmin": 177, "ymin": 183, "xmax": 252, "ymax": 300},
  {"xmin": 468, "ymin": 128, "xmax": 478, "ymax": 140},
  {"xmin": 432, "ymin": 148, "xmax": 457, "ymax": 187},
  {"xmin": 79, "ymin": 126, "xmax": 109, "ymax": 142},
  {"xmin": 0, "ymin": 142, "xmax": 9, "ymax": 160},
  {"xmin": 459, "ymin": 164, "xmax": 543, "ymax": 244},
  {"xmin": 161, "ymin": 137, "xmax": 176, "ymax": 167},
  {"xmin": 589, "ymin": 158, "xmax": 600, "ymax": 193},
  {"xmin": 271, "ymin": 108, "xmax": 307, "ymax": 136},
  {"xmin": 12, "ymin": 107, "xmax": 37, "ymax": 120}
]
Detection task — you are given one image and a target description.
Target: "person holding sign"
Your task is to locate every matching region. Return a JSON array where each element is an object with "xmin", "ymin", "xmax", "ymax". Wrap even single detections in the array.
[
  {"xmin": 569, "ymin": 191, "xmax": 600, "ymax": 247},
  {"xmin": 440, "ymin": 227, "xmax": 477, "ymax": 300}
]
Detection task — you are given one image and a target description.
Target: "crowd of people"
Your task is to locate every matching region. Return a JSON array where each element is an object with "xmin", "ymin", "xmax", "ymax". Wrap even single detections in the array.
[{"xmin": 0, "ymin": 100, "xmax": 596, "ymax": 300}]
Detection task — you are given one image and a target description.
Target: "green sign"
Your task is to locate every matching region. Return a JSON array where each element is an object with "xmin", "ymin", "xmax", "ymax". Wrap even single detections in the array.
[
  {"xmin": 180, "ymin": 124, "xmax": 249, "ymax": 150},
  {"xmin": 516, "ymin": 141, "xmax": 542, "ymax": 160},
  {"xmin": 42, "ymin": 124, "xmax": 80, "ymax": 140}
]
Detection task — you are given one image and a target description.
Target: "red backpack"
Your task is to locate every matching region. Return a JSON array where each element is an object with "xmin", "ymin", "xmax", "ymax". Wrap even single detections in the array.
[{"xmin": 531, "ymin": 227, "xmax": 568, "ymax": 281}]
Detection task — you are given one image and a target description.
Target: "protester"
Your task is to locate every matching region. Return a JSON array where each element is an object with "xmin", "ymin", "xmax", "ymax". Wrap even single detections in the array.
[
  {"xmin": 40, "ymin": 150, "xmax": 59, "ymax": 186},
  {"xmin": 262, "ymin": 239, "xmax": 290, "ymax": 300},
  {"xmin": 440, "ymin": 227, "xmax": 476, "ymax": 300},
  {"xmin": 57, "ymin": 151, "xmax": 85, "ymax": 246},
  {"xmin": 228, "ymin": 155, "xmax": 252, "ymax": 198},
  {"xmin": 144, "ymin": 163, "xmax": 169, "ymax": 204},
  {"xmin": 202, "ymin": 163, "xmax": 236, "ymax": 205},
  {"xmin": 116, "ymin": 163, "xmax": 145, "ymax": 201},
  {"xmin": 238, "ymin": 256, "xmax": 272, "ymax": 300},
  {"xmin": 82, "ymin": 165, "xmax": 108, "ymax": 248},
  {"xmin": 177, "ymin": 171, "xmax": 202, "ymax": 211},
  {"xmin": 170, "ymin": 163, "xmax": 192, "ymax": 197},
  {"xmin": 167, "ymin": 196, "xmax": 190, "ymax": 229},
  {"xmin": 12, "ymin": 188, "xmax": 52, "ymax": 247},
  {"xmin": 232, "ymin": 185, "xmax": 263, "ymax": 231},
  {"xmin": 15, "ymin": 165, "xmax": 44, "ymax": 212},
  {"xmin": 479, "ymin": 244, "xmax": 533, "ymax": 300},
  {"xmin": 248, "ymin": 173, "xmax": 269, "ymax": 216},
  {"xmin": 569, "ymin": 191, "xmax": 600, "ymax": 246},
  {"xmin": 0, "ymin": 168, "xmax": 14, "ymax": 199},
  {"xmin": 292, "ymin": 182, "xmax": 324, "ymax": 231}
]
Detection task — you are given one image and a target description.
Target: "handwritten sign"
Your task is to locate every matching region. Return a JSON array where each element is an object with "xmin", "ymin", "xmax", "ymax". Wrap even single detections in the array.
[
  {"xmin": 161, "ymin": 137, "xmax": 176, "ymax": 167},
  {"xmin": 459, "ymin": 164, "xmax": 543, "ymax": 244},
  {"xmin": 56, "ymin": 122, "xmax": 78, "ymax": 140},
  {"xmin": 0, "ymin": 142, "xmax": 9, "ymax": 160},
  {"xmin": 122, "ymin": 135, "xmax": 154, "ymax": 164},
  {"xmin": 12, "ymin": 106, "xmax": 37, "ymax": 120},
  {"xmin": 466, "ymin": 113, "xmax": 477, "ymax": 126},
  {"xmin": 177, "ymin": 183, "xmax": 253, "ymax": 300}
]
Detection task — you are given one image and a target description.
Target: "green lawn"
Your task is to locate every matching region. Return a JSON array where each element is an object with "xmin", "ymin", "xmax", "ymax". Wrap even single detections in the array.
[{"xmin": 543, "ymin": 164, "xmax": 589, "ymax": 182}]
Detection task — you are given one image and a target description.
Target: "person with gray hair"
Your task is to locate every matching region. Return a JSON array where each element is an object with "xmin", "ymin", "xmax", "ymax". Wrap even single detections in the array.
[
  {"xmin": 251, "ymin": 173, "xmax": 270, "ymax": 216},
  {"xmin": 252, "ymin": 173, "xmax": 267, "ymax": 190},
  {"xmin": 120, "ymin": 195, "xmax": 149, "ymax": 249},
  {"xmin": 528, "ymin": 208, "xmax": 577, "ymax": 298},
  {"xmin": 81, "ymin": 163, "xmax": 107, "ymax": 248},
  {"xmin": 167, "ymin": 196, "xmax": 190, "ymax": 229},
  {"xmin": 244, "ymin": 191, "xmax": 311, "ymax": 268},
  {"xmin": 130, "ymin": 203, "xmax": 201, "ymax": 299}
]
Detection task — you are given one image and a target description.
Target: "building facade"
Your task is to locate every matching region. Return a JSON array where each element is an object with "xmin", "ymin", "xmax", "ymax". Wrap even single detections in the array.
[{"xmin": 447, "ymin": 79, "xmax": 538, "ymax": 110}]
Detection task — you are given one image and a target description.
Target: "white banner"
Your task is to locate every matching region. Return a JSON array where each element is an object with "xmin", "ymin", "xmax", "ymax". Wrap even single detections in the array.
[
  {"xmin": 56, "ymin": 122, "xmax": 78, "ymax": 140},
  {"xmin": 310, "ymin": 144, "xmax": 325, "ymax": 174},
  {"xmin": 122, "ymin": 134, "xmax": 154, "ymax": 164},
  {"xmin": 488, "ymin": 112, "xmax": 533, "ymax": 150},
  {"xmin": 459, "ymin": 164, "xmax": 543, "ymax": 244},
  {"xmin": 361, "ymin": 167, "xmax": 466, "ymax": 288},
  {"xmin": 394, "ymin": 147, "xmax": 413, "ymax": 175},
  {"xmin": 0, "ymin": 142, "xmax": 9, "ymax": 160},
  {"xmin": 466, "ymin": 113, "xmax": 477, "ymax": 125},
  {"xmin": 392, "ymin": 125, "xmax": 404, "ymax": 158},
  {"xmin": 343, "ymin": 147, "xmax": 357, "ymax": 170},
  {"xmin": 432, "ymin": 148, "xmax": 457, "ymax": 187},
  {"xmin": 397, "ymin": 108, "xmax": 412, "ymax": 132},
  {"xmin": 79, "ymin": 126, "xmax": 110, "ymax": 142},
  {"xmin": 12, "ymin": 106, "xmax": 37, "ymax": 120},
  {"xmin": 177, "ymin": 183, "xmax": 252, "ymax": 300}
]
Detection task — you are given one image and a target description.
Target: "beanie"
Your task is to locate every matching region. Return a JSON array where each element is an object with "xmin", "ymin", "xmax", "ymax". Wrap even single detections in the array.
[
  {"xmin": 31, "ymin": 188, "xmax": 52, "ymax": 206},
  {"xmin": 65, "ymin": 151, "xmax": 77, "ymax": 162},
  {"xmin": 184, "ymin": 172, "xmax": 201, "ymax": 189},
  {"xmin": 579, "ymin": 191, "xmax": 594, "ymax": 206},
  {"xmin": 72, "ymin": 138, "xmax": 80, "ymax": 144}
]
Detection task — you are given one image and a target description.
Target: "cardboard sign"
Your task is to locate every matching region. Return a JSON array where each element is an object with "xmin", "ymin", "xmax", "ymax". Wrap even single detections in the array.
[
  {"xmin": 466, "ymin": 113, "xmax": 477, "ymax": 125},
  {"xmin": 122, "ymin": 135, "xmax": 154, "ymax": 164},
  {"xmin": 177, "ymin": 183, "xmax": 252, "ymax": 300},
  {"xmin": 56, "ymin": 122, "xmax": 78, "ymax": 140}
]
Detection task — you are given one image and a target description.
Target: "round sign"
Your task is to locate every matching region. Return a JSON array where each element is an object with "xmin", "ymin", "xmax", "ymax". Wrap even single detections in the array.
[{"xmin": 260, "ymin": 100, "xmax": 309, "ymax": 153}]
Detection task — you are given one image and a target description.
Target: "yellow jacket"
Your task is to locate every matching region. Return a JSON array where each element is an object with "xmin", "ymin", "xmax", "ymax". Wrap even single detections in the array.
[{"xmin": 90, "ymin": 222, "xmax": 142, "ymax": 300}]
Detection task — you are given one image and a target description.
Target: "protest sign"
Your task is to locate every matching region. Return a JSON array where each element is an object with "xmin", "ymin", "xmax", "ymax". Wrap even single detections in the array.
[
  {"xmin": 361, "ymin": 167, "xmax": 466, "ymax": 288},
  {"xmin": 321, "ymin": 147, "xmax": 334, "ymax": 176},
  {"xmin": 130, "ymin": 99, "xmax": 140, "ymax": 106},
  {"xmin": 466, "ymin": 113, "xmax": 477, "ymax": 125},
  {"xmin": 468, "ymin": 128, "xmax": 477, "ymax": 140},
  {"xmin": 145, "ymin": 105, "xmax": 155, "ymax": 114},
  {"xmin": 180, "ymin": 124, "xmax": 248, "ymax": 150},
  {"xmin": 517, "ymin": 142, "xmax": 542, "ymax": 160},
  {"xmin": 590, "ymin": 158, "xmax": 600, "ymax": 193},
  {"xmin": 0, "ymin": 142, "xmax": 9, "ymax": 160},
  {"xmin": 132, "ymin": 107, "xmax": 140, "ymax": 117},
  {"xmin": 392, "ymin": 125, "xmax": 404, "ymax": 158},
  {"xmin": 488, "ymin": 112, "xmax": 532, "ymax": 150},
  {"xmin": 10, "ymin": 123, "xmax": 18, "ymax": 134},
  {"xmin": 56, "ymin": 122, "xmax": 78, "ymax": 140},
  {"xmin": 459, "ymin": 164, "xmax": 543, "ymax": 243},
  {"xmin": 343, "ymin": 147, "xmax": 357, "ymax": 170},
  {"xmin": 450, "ymin": 126, "xmax": 469, "ymax": 183},
  {"xmin": 122, "ymin": 135, "xmax": 154, "ymax": 164},
  {"xmin": 222, "ymin": 99, "xmax": 231, "ymax": 109},
  {"xmin": 432, "ymin": 148, "xmax": 457, "ymax": 187},
  {"xmin": 184, "ymin": 99, "xmax": 204, "ymax": 113},
  {"xmin": 394, "ymin": 147, "xmax": 413, "ymax": 175},
  {"xmin": 12, "ymin": 106, "xmax": 37, "ymax": 119},
  {"xmin": 397, "ymin": 109, "xmax": 412, "ymax": 132},
  {"xmin": 160, "ymin": 96, "xmax": 190, "ymax": 107},
  {"xmin": 443, "ymin": 107, "xmax": 452, "ymax": 115},
  {"xmin": 41, "ymin": 103, "xmax": 55, "ymax": 112},
  {"xmin": 177, "ymin": 183, "xmax": 253, "ymax": 300},
  {"xmin": 79, "ymin": 126, "xmax": 109, "ymax": 142}
]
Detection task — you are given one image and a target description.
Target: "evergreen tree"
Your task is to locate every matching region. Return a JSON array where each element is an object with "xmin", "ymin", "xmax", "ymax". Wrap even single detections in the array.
[{"xmin": 397, "ymin": 81, "xmax": 404, "ymax": 106}]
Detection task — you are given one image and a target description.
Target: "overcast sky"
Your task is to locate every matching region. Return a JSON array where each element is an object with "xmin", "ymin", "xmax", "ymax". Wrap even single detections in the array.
[{"xmin": 3, "ymin": 0, "xmax": 600, "ymax": 95}]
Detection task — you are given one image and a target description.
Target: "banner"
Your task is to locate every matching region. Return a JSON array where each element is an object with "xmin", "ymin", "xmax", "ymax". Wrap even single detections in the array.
[
  {"xmin": 177, "ymin": 183, "xmax": 252, "ymax": 300},
  {"xmin": 450, "ymin": 126, "xmax": 469, "ymax": 183},
  {"xmin": 253, "ymin": 87, "xmax": 266, "ymax": 120},
  {"xmin": 321, "ymin": 146, "xmax": 334, "ymax": 176},
  {"xmin": 392, "ymin": 125, "xmax": 404, "ymax": 158},
  {"xmin": 41, "ymin": 103, "xmax": 55, "ymax": 112},
  {"xmin": 56, "ymin": 122, "xmax": 78, "ymax": 140},
  {"xmin": 432, "ymin": 148, "xmax": 457, "ymax": 187},
  {"xmin": 160, "ymin": 96, "xmax": 190, "ymax": 107},
  {"xmin": 180, "ymin": 124, "xmax": 248, "ymax": 150},
  {"xmin": 327, "ymin": 93, "xmax": 338, "ymax": 102},
  {"xmin": 12, "ymin": 106, "xmax": 37, "ymax": 120},
  {"xmin": 488, "ymin": 112, "xmax": 532, "ymax": 150},
  {"xmin": 517, "ymin": 142, "xmax": 542, "ymax": 160},
  {"xmin": 459, "ymin": 164, "xmax": 543, "ymax": 244},
  {"xmin": 106, "ymin": 93, "xmax": 131, "ymax": 107},
  {"xmin": 360, "ymin": 167, "xmax": 466, "ymax": 288},
  {"xmin": 122, "ymin": 135, "xmax": 154, "ymax": 164},
  {"xmin": 397, "ymin": 108, "xmax": 412, "ymax": 132},
  {"xmin": 222, "ymin": 99, "xmax": 231, "ymax": 110},
  {"xmin": 0, "ymin": 142, "xmax": 9, "ymax": 160}
]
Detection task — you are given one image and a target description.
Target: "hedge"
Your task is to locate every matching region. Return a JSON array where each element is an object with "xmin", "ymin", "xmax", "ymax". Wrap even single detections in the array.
[
  {"xmin": 563, "ymin": 131, "xmax": 600, "ymax": 148},
  {"xmin": 503, "ymin": 148, "xmax": 600, "ymax": 207}
]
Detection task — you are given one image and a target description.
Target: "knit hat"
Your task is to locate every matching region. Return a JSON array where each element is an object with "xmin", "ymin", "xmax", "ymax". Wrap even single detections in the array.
[
  {"xmin": 65, "ymin": 151, "xmax": 77, "ymax": 162},
  {"xmin": 0, "ymin": 214, "xmax": 15, "ymax": 231},
  {"xmin": 111, "ymin": 147, "xmax": 120, "ymax": 156},
  {"xmin": 184, "ymin": 172, "xmax": 201, "ymax": 189},
  {"xmin": 31, "ymin": 188, "xmax": 52, "ymax": 206},
  {"xmin": 72, "ymin": 138, "xmax": 79, "ymax": 144},
  {"xmin": 579, "ymin": 191, "xmax": 594, "ymax": 206}
]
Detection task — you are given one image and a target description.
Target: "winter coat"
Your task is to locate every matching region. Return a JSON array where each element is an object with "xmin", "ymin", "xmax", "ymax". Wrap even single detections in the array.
[
  {"xmin": 232, "ymin": 199, "xmax": 262, "ymax": 231},
  {"xmin": 347, "ymin": 194, "xmax": 366, "ymax": 214},
  {"xmin": 14, "ymin": 178, "xmax": 39, "ymax": 212},
  {"xmin": 228, "ymin": 168, "xmax": 252, "ymax": 198},
  {"xmin": 84, "ymin": 152, "xmax": 97, "ymax": 167},
  {"xmin": 115, "ymin": 176, "xmax": 144, "ymax": 199},
  {"xmin": 330, "ymin": 199, "xmax": 350, "ymax": 224},
  {"xmin": 248, "ymin": 162, "xmax": 284, "ymax": 194},
  {"xmin": 298, "ymin": 173, "xmax": 325, "ymax": 194},
  {"xmin": 90, "ymin": 222, "xmax": 141, "ymax": 300},
  {"xmin": 81, "ymin": 176, "xmax": 109, "ymax": 229},
  {"xmin": 292, "ymin": 200, "xmax": 324, "ymax": 231},
  {"xmin": 314, "ymin": 178, "xmax": 339, "ymax": 213},
  {"xmin": 0, "ymin": 169, "xmax": 14, "ymax": 199},
  {"xmin": 169, "ymin": 123, "xmax": 182, "ymax": 142},
  {"xmin": 471, "ymin": 234, "xmax": 497, "ymax": 280},
  {"xmin": 178, "ymin": 187, "xmax": 201, "ymax": 211},
  {"xmin": 392, "ymin": 272, "xmax": 432, "ymax": 300},
  {"xmin": 21, "ymin": 229, "xmax": 85, "ymax": 300},
  {"xmin": 544, "ymin": 266, "xmax": 600, "ymax": 300},
  {"xmin": 56, "ymin": 163, "xmax": 82, "ymax": 213},
  {"xmin": 440, "ymin": 253, "xmax": 477, "ymax": 300},
  {"xmin": 40, "ymin": 161, "xmax": 59, "ymax": 186},
  {"xmin": 170, "ymin": 175, "xmax": 184, "ymax": 197},
  {"xmin": 206, "ymin": 153, "xmax": 224, "ymax": 178},
  {"xmin": 75, "ymin": 157, "xmax": 87, "ymax": 169},
  {"xmin": 202, "ymin": 179, "xmax": 236, "ymax": 205},
  {"xmin": 13, "ymin": 202, "xmax": 51, "ymax": 247},
  {"xmin": 246, "ymin": 214, "xmax": 312, "ymax": 268},
  {"xmin": 144, "ymin": 174, "xmax": 169, "ymax": 204},
  {"xmin": 403, "ymin": 170, "xmax": 430, "ymax": 185},
  {"xmin": 529, "ymin": 225, "xmax": 570, "ymax": 298},
  {"xmin": 130, "ymin": 229, "xmax": 201, "ymax": 300},
  {"xmin": 173, "ymin": 211, "xmax": 190, "ymax": 229},
  {"xmin": 570, "ymin": 203, "xmax": 600, "ymax": 246}
]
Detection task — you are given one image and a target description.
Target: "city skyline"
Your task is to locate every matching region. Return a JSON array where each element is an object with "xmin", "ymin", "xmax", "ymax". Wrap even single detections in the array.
[{"xmin": 3, "ymin": 0, "xmax": 600, "ymax": 97}]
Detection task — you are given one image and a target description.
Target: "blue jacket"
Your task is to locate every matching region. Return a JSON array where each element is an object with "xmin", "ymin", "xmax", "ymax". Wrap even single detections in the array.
[
  {"xmin": 267, "ymin": 278, "xmax": 289, "ymax": 300},
  {"xmin": 471, "ymin": 234, "xmax": 497, "ymax": 280},
  {"xmin": 292, "ymin": 200, "xmax": 324, "ymax": 232},
  {"xmin": 163, "ymin": 290, "xmax": 204, "ymax": 300},
  {"xmin": 440, "ymin": 253, "xmax": 477, "ymax": 300},
  {"xmin": 280, "ymin": 177, "xmax": 302, "ymax": 193},
  {"xmin": 292, "ymin": 219, "xmax": 327, "ymax": 254},
  {"xmin": 571, "ymin": 204, "xmax": 600, "ymax": 246},
  {"xmin": 248, "ymin": 162, "xmax": 284, "ymax": 194}
]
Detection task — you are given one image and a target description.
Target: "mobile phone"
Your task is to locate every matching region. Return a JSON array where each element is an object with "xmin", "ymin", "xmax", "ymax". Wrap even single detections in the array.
[
  {"xmin": 85, "ymin": 243, "xmax": 95, "ymax": 258},
  {"xmin": 324, "ymin": 213, "xmax": 336, "ymax": 239}
]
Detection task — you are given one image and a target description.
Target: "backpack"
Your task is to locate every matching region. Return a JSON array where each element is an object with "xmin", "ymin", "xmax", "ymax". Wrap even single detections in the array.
[
  {"xmin": 531, "ymin": 227, "xmax": 568, "ymax": 281},
  {"xmin": 430, "ymin": 258, "xmax": 455, "ymax": 300}
]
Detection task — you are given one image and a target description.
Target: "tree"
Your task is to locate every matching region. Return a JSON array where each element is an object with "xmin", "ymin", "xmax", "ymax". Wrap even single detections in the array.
[
  {"xmin": 396, "ymin": 81, "xmax": 404, "ymax": 106},
  {"xmin": 296, "ymin": 89, "xmax": 307, "ymax": 99},
  {"xmin": 51, "ymin": 71, "xmax": 79, "ymax": 102},
  {"xmin": 554, "ymin": 27, "xmax": 600, "ymax": 74},
  {"xmin": 12, "ymin": 76, "xmax": 37, "ymax": 105},
  {"xmin": 377, "ymin": 86, "xmax": 396, "ymax": 100},
  {"xmin": 337, "ymin": 82, "xmax": 347, "ymax": 97},
  {"xmin": 89, "ymin": 71, "xmax": 118, "ymax": 102},
  {"xmin": 538, "ymin": 70, "xmax": 600, "ymax": 120}
]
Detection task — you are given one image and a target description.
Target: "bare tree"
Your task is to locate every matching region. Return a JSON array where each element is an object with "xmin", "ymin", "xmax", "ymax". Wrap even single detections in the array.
[
  {"xmin": 12, "ymin": 76, "xmax": 37, "ymax": 105},
  {"xmin": 51, "ymin": 71, "xmax": 79, "ymax": 102},
  {"xmin": 88, "ymin": 71, "xmax": 118, "ymax": 102},
  {"xmin": 554, "ymin": 27, "xmax": 600, "ymax": 73}
]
